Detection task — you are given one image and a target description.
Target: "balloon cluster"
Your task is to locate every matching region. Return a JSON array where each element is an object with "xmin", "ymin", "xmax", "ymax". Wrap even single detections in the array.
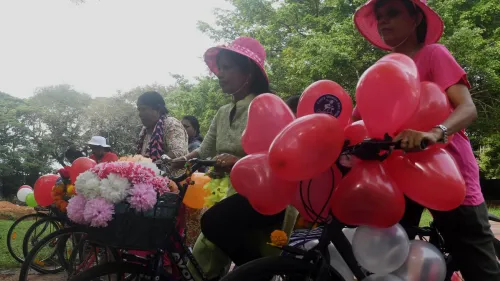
[
  {"xmin": 17, "ymin": 185, "xmax": 36, "ymax": 207},
  {"xmin": 231, "ymin": 53, "xmax": 466, "ymax": 230}
]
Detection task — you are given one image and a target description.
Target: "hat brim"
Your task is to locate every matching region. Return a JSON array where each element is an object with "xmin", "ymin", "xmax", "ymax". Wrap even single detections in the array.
[
  {"xmin": 88, "ymin": 141, "xmax": 110, "ymax": 148},
  {"xmin": 204, "ymin": 46, "xmax": 269, "ymax": 83},
  {"xmin": 354, "ymin": 0, "xmax": 444, "ymax": 51}
]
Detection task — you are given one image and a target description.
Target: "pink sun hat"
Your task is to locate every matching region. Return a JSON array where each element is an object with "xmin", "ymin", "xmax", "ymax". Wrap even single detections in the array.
[
  {"xmin": 204, "ymin": 37, "xmax": 268, "ymax": 82},
  {"xmin": 354, "ymin": 0, "xmax": 444, "ymax": 51}
]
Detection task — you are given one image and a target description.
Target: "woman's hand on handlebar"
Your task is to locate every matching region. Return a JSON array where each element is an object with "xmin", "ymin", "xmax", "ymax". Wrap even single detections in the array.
[
  {"xmin": 214, "ymin": 153, "xmax": 239, "ymax": 169},
  {"xmin": 394, "ymin": 129, "xmax": 441, "ymax": 151}
]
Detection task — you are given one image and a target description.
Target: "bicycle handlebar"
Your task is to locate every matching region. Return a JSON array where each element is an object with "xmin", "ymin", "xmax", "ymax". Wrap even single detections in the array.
[{"xmin": 343, "ymin": 137, "xmax": 430, "ymax": 161}]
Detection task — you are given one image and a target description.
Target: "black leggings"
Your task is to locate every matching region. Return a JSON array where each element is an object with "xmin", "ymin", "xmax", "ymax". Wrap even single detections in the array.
[
  {"xmin": 400, "ymin": 197, "xmax": 500, "ymax": 281},
  {"xmin": 200, "ymin": 193, "xmax": 286, "ymax": 266}
]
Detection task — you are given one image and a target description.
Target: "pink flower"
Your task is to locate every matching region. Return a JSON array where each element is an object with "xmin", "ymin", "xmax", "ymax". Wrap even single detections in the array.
[
  {"xmin": 128, "ymin": 183, "xmax": 157, "ymax": 212},
  {"xmin": 67, "ymin": 195, "xmax": 88, "ymax": 224},
  {"xmin": 83, "ymin": 198, "xmax": 115, "ymax": 227},
  {"xmin": 151, "ymin": 177, "xmax": 171, "ymax": 195}
]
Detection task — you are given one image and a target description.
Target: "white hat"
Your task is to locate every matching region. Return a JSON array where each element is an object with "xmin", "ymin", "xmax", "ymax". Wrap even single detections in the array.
[{"xmin": 88, "ymin": 136, "xmax": 111, "ymax": 148}]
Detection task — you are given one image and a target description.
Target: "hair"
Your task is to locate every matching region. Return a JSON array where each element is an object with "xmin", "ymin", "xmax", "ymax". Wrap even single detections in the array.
[
  {"xmin": 64, "ymin": 147, "xmax": 85, "ymax": 162},
  {"xmin": 182, "ymin": 115, "xmax": 203, "ymax": 140},
  {"xmin": 374, "ymin": 0, "xmax": 427, "ymax": 43},
  {"xmin": 216, "ymin": 49, "xmax": 271, "ymax": 95},
  {"xmin": 137, "ymin": 91, "xmax": 169, "ymax": 115},
  {"xmin": 285, "ymin": 95, "xmax": 301, "ymax": 115}
]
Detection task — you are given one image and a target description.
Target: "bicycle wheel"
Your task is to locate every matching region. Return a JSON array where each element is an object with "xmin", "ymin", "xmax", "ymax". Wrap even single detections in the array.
[
  {"xmin": 6, "ymin": 213, "xmax": 47, "ymax": 263},
  {"xmin": 22, "ymin": 216, "xmax": 63, "ymax": 259},
  {"xmin": 69, "ymin": 261, "xmax": 148, "ymax": 281},
  {"xmin": 220, "ymin": 256, "xmax": 346, "ymax": 281},
  {"xmin": 19, "ymin": 227, "xmax": 85, "ymax": 278}
]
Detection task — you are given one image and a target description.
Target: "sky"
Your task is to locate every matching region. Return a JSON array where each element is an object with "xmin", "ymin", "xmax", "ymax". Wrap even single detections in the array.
[{"xmin": 0, "ymin": 0, "xmax": 232, "ymax": 98}]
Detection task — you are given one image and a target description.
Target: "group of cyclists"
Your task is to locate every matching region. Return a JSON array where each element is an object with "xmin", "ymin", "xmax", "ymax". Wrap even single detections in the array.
[{"xmin": 59, "ymin": 0, "xmax": 499, "ymax": 280}]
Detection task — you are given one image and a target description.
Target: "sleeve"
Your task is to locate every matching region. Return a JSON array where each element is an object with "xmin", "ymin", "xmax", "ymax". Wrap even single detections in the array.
[
  {"xmin": 196, "ymin": 110, "xmax": 219, "ymax": 159},
  {"xmin": 430, "ymin": 44, "xmax": 471, "ymax": 91},
  {"xmin": 107, "ymin": 153, "xmax": 119, "ymax": 162},
  {"xmin": 163, "ymin": 118, "xmax": 189, "ymax": 158}
]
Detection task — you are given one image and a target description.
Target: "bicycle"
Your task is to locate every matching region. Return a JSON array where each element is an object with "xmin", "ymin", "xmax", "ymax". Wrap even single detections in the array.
[
  {"xmin": 218, "ymin": 138, "xmax": 500, "ymax": 281},
  {"xmin": 68, "ymin": 158, "xmax": 219, "ymax": 281}
]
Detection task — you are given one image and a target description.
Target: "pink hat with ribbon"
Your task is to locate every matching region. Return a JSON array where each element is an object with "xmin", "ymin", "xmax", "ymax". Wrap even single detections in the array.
[
  {"xmin": 204, "ymin": 37, "xmax": 268, "ymax": 82},
  {"xmin": 354, "ymin": 0, "xmax": 444, "ymax": 51}
]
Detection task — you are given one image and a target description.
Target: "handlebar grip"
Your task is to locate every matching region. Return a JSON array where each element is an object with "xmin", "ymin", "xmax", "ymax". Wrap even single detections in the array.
[
  {"xmin": 394, "ymin": 139, "xmax": 430, "ymax": 150},
  {"xmin": 195, "ymin": 160, "xmax": 217, "ymax": 166}
]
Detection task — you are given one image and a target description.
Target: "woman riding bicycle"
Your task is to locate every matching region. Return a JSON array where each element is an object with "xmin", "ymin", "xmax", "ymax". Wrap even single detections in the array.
[
  {"xmin": 171, "ymin": 37, "xmax": 298, "ymax": 281},
  {"xmin": 352, "ymin": 0, "xmax": 500, "ymax": 279}
]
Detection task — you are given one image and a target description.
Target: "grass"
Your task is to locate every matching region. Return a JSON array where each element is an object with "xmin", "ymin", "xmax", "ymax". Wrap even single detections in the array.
[{"xmin": 0, "ymin": 218, "xmax": 37, "ymax": 269}]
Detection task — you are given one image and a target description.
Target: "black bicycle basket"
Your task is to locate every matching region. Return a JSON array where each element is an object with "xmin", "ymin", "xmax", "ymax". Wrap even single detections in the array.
[{"xmin": 86, "ymin": 192, "xmax": 180, "ymax": 250}]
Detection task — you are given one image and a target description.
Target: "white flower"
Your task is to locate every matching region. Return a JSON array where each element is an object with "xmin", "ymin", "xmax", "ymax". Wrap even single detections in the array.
[
  {"xmin": 75, "ymin": 171, "xmax": 101, "ymax": 199},
  {"xmin": 99, "ymin": 173, "xmax": 131, "ymax": 203},
  {"xmin": 136, "ymin": 161, "xmax": 160, "ymax": 176}
]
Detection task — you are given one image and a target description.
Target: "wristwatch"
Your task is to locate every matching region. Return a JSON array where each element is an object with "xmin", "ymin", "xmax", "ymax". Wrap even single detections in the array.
[{"xmin": 434, "ymin": 124, "xmax": 448, "ymax": 143}]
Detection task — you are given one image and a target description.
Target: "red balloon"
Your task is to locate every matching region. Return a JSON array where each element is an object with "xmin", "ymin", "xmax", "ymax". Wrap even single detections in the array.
[
  {"xmin": 398, "ymin": 82, "xmax": 451, "ymax": 133},
  {"xmin": 344, "ymin": 120, "xmax": 368, "ymax": 146},
  {"xmin": 331, "ymin": 161, "xmax": 405, "ymax": 228},
  {"xmin": 269, "ymin": 114, "xmax": 345, "ymax": 181},
  {"xmin": 242, "ymin": 94, "xmax": 295, "ymax": 154},
  {"xmin": 231, "ymin": 153, "xmax": 297, "ymax": 215},
  {"xmin": 356, "ymin": 57, "xmax": 420, "ymax": 138},
  {"xmin": 34, "ymin": 174, "xmax": 59, "ymax": 207},
  {"xmin": 18, "ymin": 185, "xmax": 32, "ymax": 191},
  {"xmin": 70, "ymin": 157, "xmax": 97, "ymax": 183},
  {"xmin": 378, "ymin": 53, "xmax": 419, "ymax": 81},
  {"xmin": 292, "ymin": 165, "xmax": 342, "ymax": 222},
  {"xmin": 297, "ymin": 80, "xmax": 353, "ymax": 128},
  {"xmin": 384, "ymin": 149, "xmax": 465, "ymax": 211}
]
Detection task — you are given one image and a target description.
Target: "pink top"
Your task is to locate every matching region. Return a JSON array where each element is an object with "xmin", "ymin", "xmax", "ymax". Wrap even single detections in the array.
[{"xmin": 353, "ymin": 44, "xmax": 484, "ymax": 206}]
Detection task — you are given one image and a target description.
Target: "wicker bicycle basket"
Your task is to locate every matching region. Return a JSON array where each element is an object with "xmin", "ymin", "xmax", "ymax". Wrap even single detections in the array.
[{"xmin": 85, "ymin": 192, "xmax": 180, "ymax": 251}]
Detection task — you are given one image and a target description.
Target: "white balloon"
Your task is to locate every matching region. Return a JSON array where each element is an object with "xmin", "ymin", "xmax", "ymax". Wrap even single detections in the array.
[
  {"xmin": 363, "ymin": 274, "xmax": 403, "ymax": 281},
  {"xmin": 304, "ymin": 240, "xmax": 355, "ymax": 281},
  {"xmin": 17, "ymin": 188, "xmax": 34, "ymax": 202},
  {"xmin": 343, "ymin": 227, "xmax": 356, "ymax": 244},
  {"xmin": 392, "ymin": 240, "xmax": 446, "ymax": 281},
  {"xmin": 352, "ymin": 224, "xmax": 410, "ymax": 274}
]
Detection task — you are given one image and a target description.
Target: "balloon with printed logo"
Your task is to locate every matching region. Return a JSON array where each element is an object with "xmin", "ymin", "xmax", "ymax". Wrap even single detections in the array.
[
  {"xmin": 34, "ymin": 174, "xmax": 59, "ymax": 207},
  {"xmin": 231, "ymin": 153, "xmax": 297, "ymax": 215},
  {"xmin": 269, "ymin": 114, "xmax": 345, "ymax": 181},
  {"xmin": 70, "ymin": 157, "xmax": 97, "ymax": 183},
  {"xmin": 356, "ymin": 55, "xmax": 420, "ymax": 138},
  {"xmin": 297, "ymin": 80, "xmax": 353, "ymax": 128},
  {"xmin": 291, "ymin": 165, "xmax": 342, "ymax": 221},
  {"xmin": 384, "ymin": 148, "xmax": 465, "ymax": 211},
  {"xmin": 331, "ymin": 161, "xmax": 405, "ymax": 228},
  {"xmin": 242, "ymin": 94, "xmax": 295, "ymax": 154}
]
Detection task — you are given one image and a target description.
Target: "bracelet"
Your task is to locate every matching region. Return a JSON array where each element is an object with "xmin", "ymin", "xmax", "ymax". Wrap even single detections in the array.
[{"xmin": 434, "ymin": 124, "xmax": 448, "ymax": 144}]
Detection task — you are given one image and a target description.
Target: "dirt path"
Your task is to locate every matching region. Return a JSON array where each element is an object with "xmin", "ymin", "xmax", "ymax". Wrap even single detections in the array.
[{"xmin": 0, "ymin": 201, "xmax": 35, "ymax": 220}]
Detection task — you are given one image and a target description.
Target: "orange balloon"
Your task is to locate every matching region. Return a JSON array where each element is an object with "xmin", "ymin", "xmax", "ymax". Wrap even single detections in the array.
[
  {"xmin": 183, "ymin": 173, "xmax": 211, "ymax": 209},
  {"xmin": 70, "ymin": 157, "xmax": 96, "ymax": 183}
]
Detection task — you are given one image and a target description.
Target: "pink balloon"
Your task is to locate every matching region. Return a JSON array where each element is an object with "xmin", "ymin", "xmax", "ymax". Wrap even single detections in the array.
[
  {"xmin": 344, "ymin": 120, "xmax": 368, "ymax": 146},
  {"xmin": 231, "ymin": 153, "xmax": 297, "ymax": 215},
  {"xmin": 18, "ymin": 185, "xmax": 33, "ymax": 191},
  {"xmin": 331, "ymin": 161, "xmax": 405, "ymax": 228},
  {"xmin": 356, "ymin": 55, "xmax": 420, "ymax": 138},
  {"xmin": 269, "ymin": 114, "xmax": 345, "ymax": 182},
  {"xmin": 292, "ymin": 165, "xmax": 342, "ymax": 222},
  {"xmin": 379, "ymin": 53, "xmax": 419, "ymax": 81},
  {"xmin": 384, "ymin": 149, "xmax": 466, "ymax": 211},
  {"xmin": 398, "ymin": 81, "xmax": 451, "ymax": 133},
  {"xmin": 241, "ymin": 94, "xmax": 295, "ymax": 154},
  {"xmin": 297, "ymin": 80, "xmax": 353, "ymax": 128}
]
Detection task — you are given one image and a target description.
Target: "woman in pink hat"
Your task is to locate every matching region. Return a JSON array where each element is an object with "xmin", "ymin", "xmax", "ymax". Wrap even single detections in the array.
[
  {"xmin": 352, "ymin": 0, "xmax": 500, "ymax": 279},
  {"xmin": 171, "ymin": 37, "xmax": 298, "ymax": 280}
]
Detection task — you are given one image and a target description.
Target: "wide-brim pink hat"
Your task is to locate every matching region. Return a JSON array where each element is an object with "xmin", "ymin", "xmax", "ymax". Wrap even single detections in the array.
[
  {"xmin": 354, "ymin": 0, "xmax": 444, "ymax": 51},
  {"xmin": 204, "ymin": 37, "xmax": 268, "ymax": 82}
]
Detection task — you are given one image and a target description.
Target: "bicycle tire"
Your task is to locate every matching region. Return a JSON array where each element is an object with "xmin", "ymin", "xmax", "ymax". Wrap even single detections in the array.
[
  {"xmin": 22, "ymin": 216, "xmax": 63, "ymax": 259},
  {"xmin": 19, "ymin": 227, "xmax": 85, "ymax": 278},
  {"xmin": 6, "ymin": 213, "xmax": 47, "ymax": 263},
  {"xmin": 69, "ymin": 261, "xmax": 147, "ymax": 281},
  {"xmin": 220, "ymin": 256, "xmax": 346, "ymax": 281}
]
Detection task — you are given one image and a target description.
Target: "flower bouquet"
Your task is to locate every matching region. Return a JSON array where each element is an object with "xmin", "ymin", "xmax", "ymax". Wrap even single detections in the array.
[
  {"xmin": 51, "ymin": 166, "xmax": 76, "ymax": 214},
  {"xmin": 67, "ymin": 158, "xmax": 180, "ymax": 250}
]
